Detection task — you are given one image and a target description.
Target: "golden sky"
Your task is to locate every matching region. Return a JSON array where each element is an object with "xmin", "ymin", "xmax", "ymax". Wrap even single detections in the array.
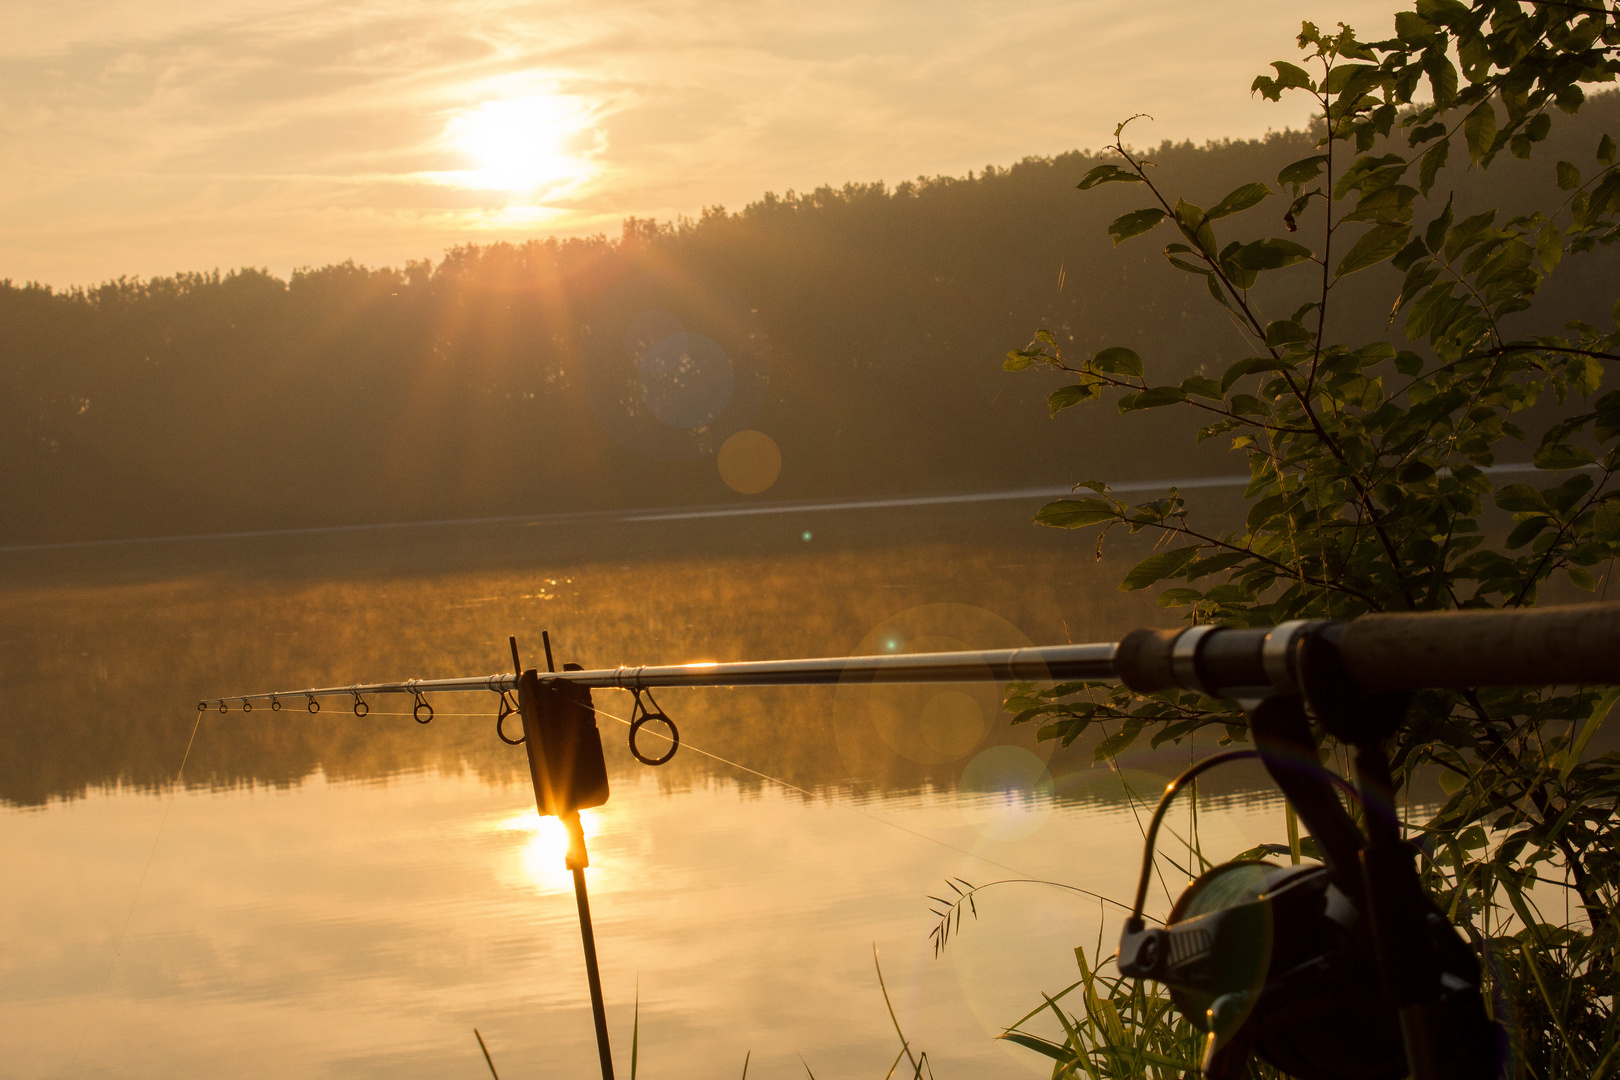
[{"xmin": 4, "ymin": 1, "xmax": 1398, "ymax": 287}]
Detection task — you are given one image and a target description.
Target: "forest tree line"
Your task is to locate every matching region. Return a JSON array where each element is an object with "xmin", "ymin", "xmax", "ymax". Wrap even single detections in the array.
[{"xmin": 3, "ymin": 97, "xmax": 1618, "ymax": 545}]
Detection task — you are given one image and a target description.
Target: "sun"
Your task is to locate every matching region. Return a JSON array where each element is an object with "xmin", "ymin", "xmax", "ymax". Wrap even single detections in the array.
[{"xmin": 445, "ymin": 93, "xmax": 594, "ymax": 194}]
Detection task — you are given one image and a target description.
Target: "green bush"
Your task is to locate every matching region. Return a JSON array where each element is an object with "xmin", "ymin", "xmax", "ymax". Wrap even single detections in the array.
[{"xmin": 1003, "ymin": 7, "xmax": 1620, "ymax": 1077}]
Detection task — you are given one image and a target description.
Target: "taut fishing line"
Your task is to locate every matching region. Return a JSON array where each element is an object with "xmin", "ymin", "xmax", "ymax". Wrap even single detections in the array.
[
  {"xmin": 68, "ymin": 705, "xmax": 206, "ymax": 1071},
  {"xmin": 286, "ymin": 697, "xmax": 1134, "ymax": 909},
  {"xmin": 231, "ymin": 696, "xmax": 1161, "ymax": 915},
  {"xmin": 587, "ymin": 698, "xmax": 1132, "ymax": 910}
]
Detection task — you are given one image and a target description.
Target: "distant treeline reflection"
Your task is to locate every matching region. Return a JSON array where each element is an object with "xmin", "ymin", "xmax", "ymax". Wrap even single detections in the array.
[
  {"xmin": 5, "ymin": 98, "xmax": 1618, "ymax": 545},
  {"xmin": 0, "ymin": 529, "xmax": 1211, "ymax": 808}
]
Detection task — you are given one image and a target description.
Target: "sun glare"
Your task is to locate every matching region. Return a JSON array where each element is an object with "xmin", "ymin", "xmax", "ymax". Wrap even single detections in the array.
[
  {"xmin": 445, "ymin": 93, "xmax": 594, "ymax": 194},
  {"xmin": 499, "ymin": 808, "xmax": 599, "ymax": 891}
]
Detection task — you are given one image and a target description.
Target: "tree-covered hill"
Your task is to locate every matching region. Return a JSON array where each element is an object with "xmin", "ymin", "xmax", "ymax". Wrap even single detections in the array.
[{"xmin": 4, "ymin": 96, "xmax": 1616, "ymax": 545}]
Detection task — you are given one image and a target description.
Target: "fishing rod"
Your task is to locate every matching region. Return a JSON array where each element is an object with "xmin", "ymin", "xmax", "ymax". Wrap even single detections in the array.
[
  {"xmin": 202, "ymin": 602, "xmax": 1617, "ymax": 711},
  {"xmin": 208, "ymin": 602, "xmax": 1620, "ymax": 1080}
]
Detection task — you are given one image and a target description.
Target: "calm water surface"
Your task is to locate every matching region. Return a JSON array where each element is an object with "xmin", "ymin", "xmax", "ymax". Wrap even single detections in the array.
[{"xmin": 1, "ymin": 500, "xmax": 1289, "ymax": 1078}]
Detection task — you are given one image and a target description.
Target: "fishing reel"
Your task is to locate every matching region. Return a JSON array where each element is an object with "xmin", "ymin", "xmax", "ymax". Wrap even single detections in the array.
[
  {"xmin": 1116, "ymin": 747, "xmax": 1500, "ymax": 1080},
  {"xmin": 1100, "ymin": 621, "xmax": 1510, "ymax": 1080}
]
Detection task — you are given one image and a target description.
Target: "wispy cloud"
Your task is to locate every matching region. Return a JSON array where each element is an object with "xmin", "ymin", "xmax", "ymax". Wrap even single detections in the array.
[{"xmin": 2, "ymin": 0, "xmax": 1397, "ymax": 286}]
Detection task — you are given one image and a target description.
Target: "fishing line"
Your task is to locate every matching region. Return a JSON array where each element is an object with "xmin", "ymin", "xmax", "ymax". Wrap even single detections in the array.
[
  {"xmin": 590, "ymin": 697, "xmax": 1135, "ymax": 913},
  {"xmin": 68, "ymin": 706, "xmax": 206, "ymax": 1071},
  {"xmin": 239, "ymin": 693, "xmax": 1140, "ymax": 913}
]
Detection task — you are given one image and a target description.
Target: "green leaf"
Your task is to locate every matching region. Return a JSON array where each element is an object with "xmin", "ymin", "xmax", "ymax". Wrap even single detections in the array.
[
  {"xmin": 1556, "ymin": 161, "xmax": 1582, "ymax": 191},
  {"xmin": 1108, "ymin": 208, "xmax": 1167, "ymax": 245},
  {"xmin": 1197, "ymin": 418, "xmax": 1242, "ymax": 442},
  {"xmin": 1593, "ymin": 499, "xmax": 1620, "ymax": 542},
  {"xmin": 1221, "ymin": 356, "xmax": 1289, "ymax": 392},
  {"xmin": 1325, "ymin": 62, "xmax": 1382, "ymax": 98},
  {"xmin": 1247, "ymin": 493, "xmax": 1290, "ymax": 533},
  {"xmin": 1264, "ymin": 320, "xmax": 1313, "ymax": 346},
  {"xmin": 1419, "ymin": 138, "xmax": 1450, "ymax": 195},
  {"xmin": 1121, "ymin": 546, "xmax": 1202, "ymax": 591},
  {"xmin": 1395, "ymin": 10, "xmax": 1441, "ymax": 41},
  {"xmin": 1077, "ymin": 163, "xmax": 1144, "ymax": 190},
  {"xmin": 1336, "ymin": 224, "xmax": 1411, "ymax": 278},
  {"xmin": 1494, "ymin": 484, "xmax": 1549, "ymax": 514},
  {"xmin": 1278, "ymin": 155, "xmax": 1328, "ymax": 189},
  {"xmin": 1343, "ymin": 185, "xmax": 1418, "ymax": 226},
  {"xmin": 1180, "ymin": 375, "xmax": 1223, "ymax": 400},
  {"xmin": 1562, "ymin": 689, "xmax": 1619, "ymax": 782},
  {"xmin": 1034, "ymin": 498, "xmax": 1117, "ymax": 529},
  {"xmin": 1464, "ymin": 102, "xmax": 1497, "ymax": 163},
  {"xmin": 1391, "ymin": 238, "xmax": 1429, "ymax": 272},
  {"xmin": 1003, "ymin": 352, "xmax": 1035, "ymax": 371},
  {"xmin": 1230, "ymin": 238, "xmax": 1314, "ymax": 272},
  {"xmin": 1536, "ymin": 227, "xmax": 1563, "ymax": 275},
  {"xmin": 1186, "ymin": 551, "xmax": 1250, "ymax": 580},
  {"xmin": 1119, "ymin": 386, "xmax": 1188, "ymax": 412},
  {"xmin": 1228, "ymin": 393, "xmax": 1269, "ymax": 417},
  {"xmin": 1533, "ymin": 443, "xmax": 1596, "ymax": 470},
  {"xmin": 1173, "ymin": 199, "xmax": 1217, "ymax": 254},
  {"xmin": 1424, "ymin": 195, "xmax": 1454, "ymax": 253},
  {"xmin": 1425, "ymin": 53, "xmax": 1458, "ymax": 108},
  {"xmin": 1048, "ymin": 383, "xmax": 1101, "ymax": 415},
  {"xmin": 1569, "ymin": 566, "xmax": 1597, "ymax": 591},
  {"xmin": 1444, "ymin": 210, "xmax": 1498, "ymax": 260},
  {"xmin": 1600, "ymin": 134, "xmax": 1617, "ymax": 166},
  {"xmin": 1409, "ymin": 121, "xmax": 1447, "ymax": 147},
  {"xmin": 1091, "ymin": 346, "xmax": 1144, "ymax": 377},
  {"xmin": 1504, "ymin": 515, "xmax": 1553, "ymax": 549},
  {"xmin": 1270, "ymin": 61, "xmax": 1314, "ymax": 92},
  {"xmin": 1207, "ymin": 182, "xmax": 1272, "ymax": 220}
]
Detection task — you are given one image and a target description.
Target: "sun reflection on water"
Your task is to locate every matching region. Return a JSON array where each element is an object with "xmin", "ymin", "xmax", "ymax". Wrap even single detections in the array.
[{"xmin": 497, "ymin": 808, "xmax": 600, "ymax": 892}]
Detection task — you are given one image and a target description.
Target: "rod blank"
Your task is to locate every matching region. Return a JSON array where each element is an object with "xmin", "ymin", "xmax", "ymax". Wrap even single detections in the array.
[
  {"xmin": 205, "ymin": 642, "xmax": 1119, "ymax": 708},
  {"xmin": 204, "ymin": 602, "xmax": 1620, "ymax": 712}
]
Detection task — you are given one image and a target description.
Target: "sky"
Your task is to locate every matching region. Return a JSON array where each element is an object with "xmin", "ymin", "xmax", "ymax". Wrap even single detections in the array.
[{"xmin": 3, "ymin": 0, "xmax": 1400, "ymax": 288}]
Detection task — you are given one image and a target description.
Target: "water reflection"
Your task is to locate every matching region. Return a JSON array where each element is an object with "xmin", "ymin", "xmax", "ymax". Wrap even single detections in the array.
[
  {"xmin": 2, "ymin": 767, "xmax": 1296, "ymax": 1079},
  {"xmin": 2, "ymin": 504, "xmax": 1303, "ymax": 1078},
  {"xmin": 0, "ymin": 507, "xmax": 1178, "ymax": 808},
  {"xmin": 501, "ymin": 808, "xmax": 600, "ymax": 893}
]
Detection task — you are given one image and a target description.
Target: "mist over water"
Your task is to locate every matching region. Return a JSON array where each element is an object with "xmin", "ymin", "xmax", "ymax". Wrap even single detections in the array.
[{"xmin": 1, "ymin": 499, "xmax": 1299, "ymax": 1079}]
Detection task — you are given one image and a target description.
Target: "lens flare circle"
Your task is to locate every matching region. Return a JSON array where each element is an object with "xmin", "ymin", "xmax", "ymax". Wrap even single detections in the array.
[
  {"xmin": 637, "ymin": 330, "xmax": 736, "ymax": 429},
  {"xmin": 717, "ymin": 430, "xmax": 782, "ymax": 494},
  {"xmin": 831, "ymin": 604, "xmax": 1052, "ymax": 781},
  {"xmin": 577, "ymin": 269, "xmax": 771, "ymax": 460},
  {"xmin": 957, "ymin": 745, "xmax": 1054, "ymax": 841}
]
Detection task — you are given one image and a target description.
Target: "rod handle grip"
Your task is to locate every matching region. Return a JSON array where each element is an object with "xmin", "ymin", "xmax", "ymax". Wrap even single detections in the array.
[
  {"xmin": 1115, "ymin": 603, "xmax": 1620, "ymax": 694},
  {"xmin": 1115, "ymin": 628, "xmax": 1181, "ymax": 692},
  {"xmin": 1342, "ymin": 602, "xmax": 1620, "ymax": 691}
]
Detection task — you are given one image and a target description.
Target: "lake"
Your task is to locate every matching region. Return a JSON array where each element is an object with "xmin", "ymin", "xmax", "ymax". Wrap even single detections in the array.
[{"xmin": 1, "ymin": 496, "xmax": 1296, "ymax": 1079}]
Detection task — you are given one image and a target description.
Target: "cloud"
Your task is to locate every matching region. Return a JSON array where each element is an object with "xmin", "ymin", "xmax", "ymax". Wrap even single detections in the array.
[{"xmin": 1, "ymin": 0, "xmax": 1397, "ymax": 286}]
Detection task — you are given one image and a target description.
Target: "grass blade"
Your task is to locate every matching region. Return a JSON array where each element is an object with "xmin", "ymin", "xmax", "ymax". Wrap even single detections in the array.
[
  {"xmin": 473, "ymin": 1028, "xmax": 500, "ymax": 1080},
  {"xmin": 873, "ymin": 943, "xmax": 922, "ymax": 1077}
]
